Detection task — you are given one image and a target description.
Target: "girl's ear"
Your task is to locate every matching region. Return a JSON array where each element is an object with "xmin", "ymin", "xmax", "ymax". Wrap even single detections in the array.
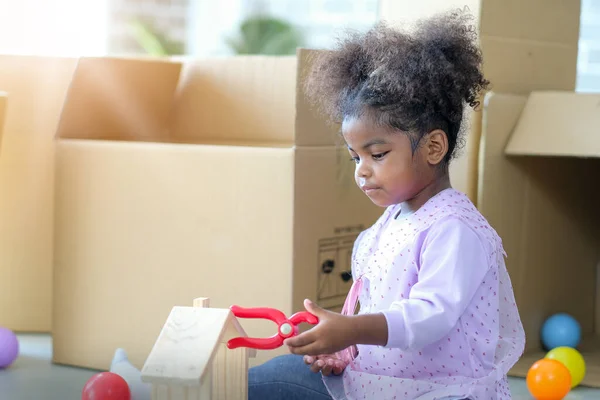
[{"xmin": 425, "ymin": 129, "xmax": 448, "ymax": 165}]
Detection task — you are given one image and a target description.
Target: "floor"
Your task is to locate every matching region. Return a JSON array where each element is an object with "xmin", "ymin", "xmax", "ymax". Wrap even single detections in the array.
[{"xmin": 1, "ymin": 334, "xmax": 600, "ymax": 399}]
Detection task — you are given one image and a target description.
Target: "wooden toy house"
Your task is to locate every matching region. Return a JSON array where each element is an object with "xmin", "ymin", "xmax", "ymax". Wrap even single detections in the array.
[{"xmin": 141, "ymin": 298, "xmax": 256, "ymax": 400}]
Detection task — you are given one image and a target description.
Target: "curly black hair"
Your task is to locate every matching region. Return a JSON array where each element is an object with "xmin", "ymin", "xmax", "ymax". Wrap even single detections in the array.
[{"xmin": 304, "ymin": 9, "xmax": 489, "ymax": 164}]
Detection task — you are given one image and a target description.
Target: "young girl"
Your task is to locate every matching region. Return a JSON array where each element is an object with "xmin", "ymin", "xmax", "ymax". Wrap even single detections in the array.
[{"xmin": 248, "ymin": 9, "xmax": 525, "ymax": 400}]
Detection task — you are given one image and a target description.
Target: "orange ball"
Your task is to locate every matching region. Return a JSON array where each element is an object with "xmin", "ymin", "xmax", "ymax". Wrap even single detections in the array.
[{"xmin": 526, "ymin": 358, "xmax": 571, "ymax": 400}]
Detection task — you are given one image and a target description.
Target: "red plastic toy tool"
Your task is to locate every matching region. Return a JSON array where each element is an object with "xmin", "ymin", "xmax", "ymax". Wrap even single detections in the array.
[{"xmin": 226, "ymin": 306, "xmax": 319, "ymax": 350}]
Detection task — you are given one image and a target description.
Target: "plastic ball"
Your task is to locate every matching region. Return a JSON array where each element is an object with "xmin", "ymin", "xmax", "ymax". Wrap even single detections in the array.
[
  {"xmin": 82, "ymin": 372, "xmax": 131, "ymax": 400},
  {"xmin": 526, "ymin": 358, "xmax": 571, "ymax": 400},
  {"xmin": 541, "ymin": 313, "xmax": 581, "ymax": 350},
  {"xmin": 0, "ymin": 327, "xmax": 19, "ymax": 368},
  {"xmin": 546, "ymin": 346, "xmax": 586, "ymax": 388}
]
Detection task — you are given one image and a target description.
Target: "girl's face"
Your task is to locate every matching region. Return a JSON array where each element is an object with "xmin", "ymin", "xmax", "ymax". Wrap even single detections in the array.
[{"xmin": 342, "ymin": 116, "xmax": 448, "ymax": 208}]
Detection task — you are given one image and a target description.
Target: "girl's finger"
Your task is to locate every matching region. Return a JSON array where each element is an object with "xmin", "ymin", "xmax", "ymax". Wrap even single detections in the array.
[
  {"xmin": 310, "ymin": 360, "xmax": 324, "ymax": 374},
  {"xmin": 284, "ymin": 331, "xmax": 314, "ymax": 348},
  {"xmin": 333, "ymin": 363, "xmax": 345, "ymax": 375},
  {"xmin": 304, "ymin": 356, "xmax": 314, "ymax": 365},
  {"xmin": 321, "ymin": 362, "xmax": 333, "ymax": 376},
  {"xmin": 288, "ymin": 343, "xmax": 321, "ymax": 356}
]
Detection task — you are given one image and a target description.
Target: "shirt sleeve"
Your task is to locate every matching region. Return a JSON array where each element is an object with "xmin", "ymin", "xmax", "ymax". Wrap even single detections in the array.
[{"xmin": 380, "ymin": 217, "xmax": 491, "ymax": 350}]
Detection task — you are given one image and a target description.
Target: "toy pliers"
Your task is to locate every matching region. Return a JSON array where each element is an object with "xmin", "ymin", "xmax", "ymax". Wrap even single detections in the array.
[{"xmin": 226, "ymin": 305, "xmax": 319, "ymax": 350}]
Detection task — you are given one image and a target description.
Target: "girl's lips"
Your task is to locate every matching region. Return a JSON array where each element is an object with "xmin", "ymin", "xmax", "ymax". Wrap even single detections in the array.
[{"xmin": 362, "ymin": 186, "xmax": 380, "ymax": 193}]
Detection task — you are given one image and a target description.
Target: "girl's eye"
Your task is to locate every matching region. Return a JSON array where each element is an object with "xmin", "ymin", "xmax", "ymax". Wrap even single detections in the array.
[
  {"xmin": 372, "ymin": 152, "xmax": 389, "ymax": 160},
  {"xmin": 350, "ymin": 156, "xmax": 360, "ymax": 164}
]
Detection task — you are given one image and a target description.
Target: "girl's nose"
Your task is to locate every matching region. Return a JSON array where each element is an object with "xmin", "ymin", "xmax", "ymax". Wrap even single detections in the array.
[{"xmin": 356, "ymin": 161, "xmax": 371, "ymax": 178}]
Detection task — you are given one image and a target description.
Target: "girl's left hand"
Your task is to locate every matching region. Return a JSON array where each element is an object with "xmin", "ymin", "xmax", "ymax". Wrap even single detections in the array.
[
  {"xmin": 304, "ymin": 354, "xmax": 348, "ymax": 376},
  {"xmin": 284, "ymin": 299, "xmax": 356, "ymax": 356}
]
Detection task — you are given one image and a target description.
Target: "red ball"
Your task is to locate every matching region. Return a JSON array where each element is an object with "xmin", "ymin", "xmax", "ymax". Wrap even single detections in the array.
[{"xmin": 82, "ymin": 372, "xmax": 131, "ymax": 400}]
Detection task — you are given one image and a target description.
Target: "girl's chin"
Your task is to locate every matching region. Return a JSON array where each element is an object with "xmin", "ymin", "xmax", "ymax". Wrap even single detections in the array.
[{"xmin": 365, "ymin": 193, "xmax": 393, "ymax": 208}]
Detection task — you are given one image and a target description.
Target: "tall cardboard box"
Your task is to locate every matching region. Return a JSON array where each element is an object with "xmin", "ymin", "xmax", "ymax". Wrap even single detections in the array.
[
  {"xmin": 0, "ymin": 56, "xmax": 77, "ymax": 332},
  {"xmin": 0, "ymin": 92, "xmax": 6, "ymax": 152},
  {"xmin": 478, "ymin": 90, "xmax": 600, "ymax": 386},
  {"xmin": 52, "ymin": 49, "xmax": 382, "ymax": 370},
  {"xmin": 378, "ymin": 0, "xmax": 581, "ymax": 203}
]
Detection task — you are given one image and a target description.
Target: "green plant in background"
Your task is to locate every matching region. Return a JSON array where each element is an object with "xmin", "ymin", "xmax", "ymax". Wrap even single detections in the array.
[
  {"xmin": 130, "ymin": 19, "xmax": 184, "ymax": 56},
  {"xmin": 226, "ymin": 15, "xmax": 304, "ymax": 55}
]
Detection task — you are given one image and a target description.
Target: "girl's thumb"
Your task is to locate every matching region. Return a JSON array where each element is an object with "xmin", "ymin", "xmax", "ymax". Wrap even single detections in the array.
[{"xmin": 304, "ymin": 298, "xmax": 323, "ymax": 316}]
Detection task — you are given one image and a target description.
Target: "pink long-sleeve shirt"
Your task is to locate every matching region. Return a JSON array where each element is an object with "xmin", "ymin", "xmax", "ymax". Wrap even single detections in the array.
[{"xmin": 323, "ymin": 189, "xmax": 525, "ymax": 400}]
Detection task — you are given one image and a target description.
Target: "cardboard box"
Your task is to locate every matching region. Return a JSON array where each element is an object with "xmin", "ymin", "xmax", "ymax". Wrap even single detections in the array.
[
  {"xmin": 478, "ymin": 90, "xmax": 600, "ymax": 386},
  {"xmin": 0, "ymin": 92, "xmax": 6, "ymax": 152},
  {"xmin": 378, "ymin": 0, "xmax": 581, "ymax": 204},
  {"xmin": 52, "ymin": 50, "xmax": 382, "ymax": 370},
  {"xmin": 0, "ymin": 56, "xmax": 77, "ymax": 332}
]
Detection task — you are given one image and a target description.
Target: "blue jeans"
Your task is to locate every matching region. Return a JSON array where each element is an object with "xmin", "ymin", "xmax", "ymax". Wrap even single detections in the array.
[
  {"xmin": 248, "ymin": 354, "xmax": 471, "ymax": 400},
  {"xmin": 248, "ymin": 354, "xmax": 334, "ymax": 400}
]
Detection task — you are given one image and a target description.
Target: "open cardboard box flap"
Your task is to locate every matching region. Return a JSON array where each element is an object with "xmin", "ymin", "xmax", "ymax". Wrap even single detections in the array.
[
  {"xmin": 505, "ymin": 91, "xmax": 600, "ymax": 158},
  {"xmin": 55, "ymin": 49, "xmax": 334, "ymax": 147},
  {"xmin": 55, "ymin": 57, "xmax": 182, "ymax": 143}
]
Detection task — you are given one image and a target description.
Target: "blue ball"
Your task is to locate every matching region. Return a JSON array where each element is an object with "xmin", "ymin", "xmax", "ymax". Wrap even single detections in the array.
[{"xmin": 541, "ymin": 313, "xmax": 582, "ymax": 350}]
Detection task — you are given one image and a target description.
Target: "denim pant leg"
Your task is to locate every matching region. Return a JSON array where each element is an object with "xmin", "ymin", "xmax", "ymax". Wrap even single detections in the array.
[{"xmin": 248, "ymin": 354, "xmax": 333, "ymax": 400}]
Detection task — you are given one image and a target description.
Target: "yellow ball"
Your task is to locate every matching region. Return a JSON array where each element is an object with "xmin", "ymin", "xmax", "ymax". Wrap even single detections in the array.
[{"xmin": 545, "ymin": 346, "xmax": 586, "ymax": 388}]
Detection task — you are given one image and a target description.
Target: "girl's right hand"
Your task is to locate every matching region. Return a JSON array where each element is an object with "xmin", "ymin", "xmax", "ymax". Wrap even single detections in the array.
[{"xmin": 303, "ymin": 354, "xmax": 348, "ymax": 376}]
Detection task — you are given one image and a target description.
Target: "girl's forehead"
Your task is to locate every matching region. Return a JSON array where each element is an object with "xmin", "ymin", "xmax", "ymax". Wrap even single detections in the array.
[
  {"xmin": 342, "ymin": 116, "xmax": 387, "ymax": 137},
  {"xmin": 342, "ymin": 117, "xmax": 404, "ymax": 147}
]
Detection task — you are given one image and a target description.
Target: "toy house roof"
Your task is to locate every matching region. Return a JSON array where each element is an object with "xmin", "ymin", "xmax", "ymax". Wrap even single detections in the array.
[{"xmin": 141, "ymin": 306, "xmax": 255, "ymax": 385}]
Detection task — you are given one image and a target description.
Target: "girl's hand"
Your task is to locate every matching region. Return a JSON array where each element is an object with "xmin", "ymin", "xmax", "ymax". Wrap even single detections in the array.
[
  {"xmin": 284, "ymin": 299, "xmax": 356, "ymax": 356},
  {"xmin": 304, "ymin": 354, "xmax": 348, "ymax": 376}
]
